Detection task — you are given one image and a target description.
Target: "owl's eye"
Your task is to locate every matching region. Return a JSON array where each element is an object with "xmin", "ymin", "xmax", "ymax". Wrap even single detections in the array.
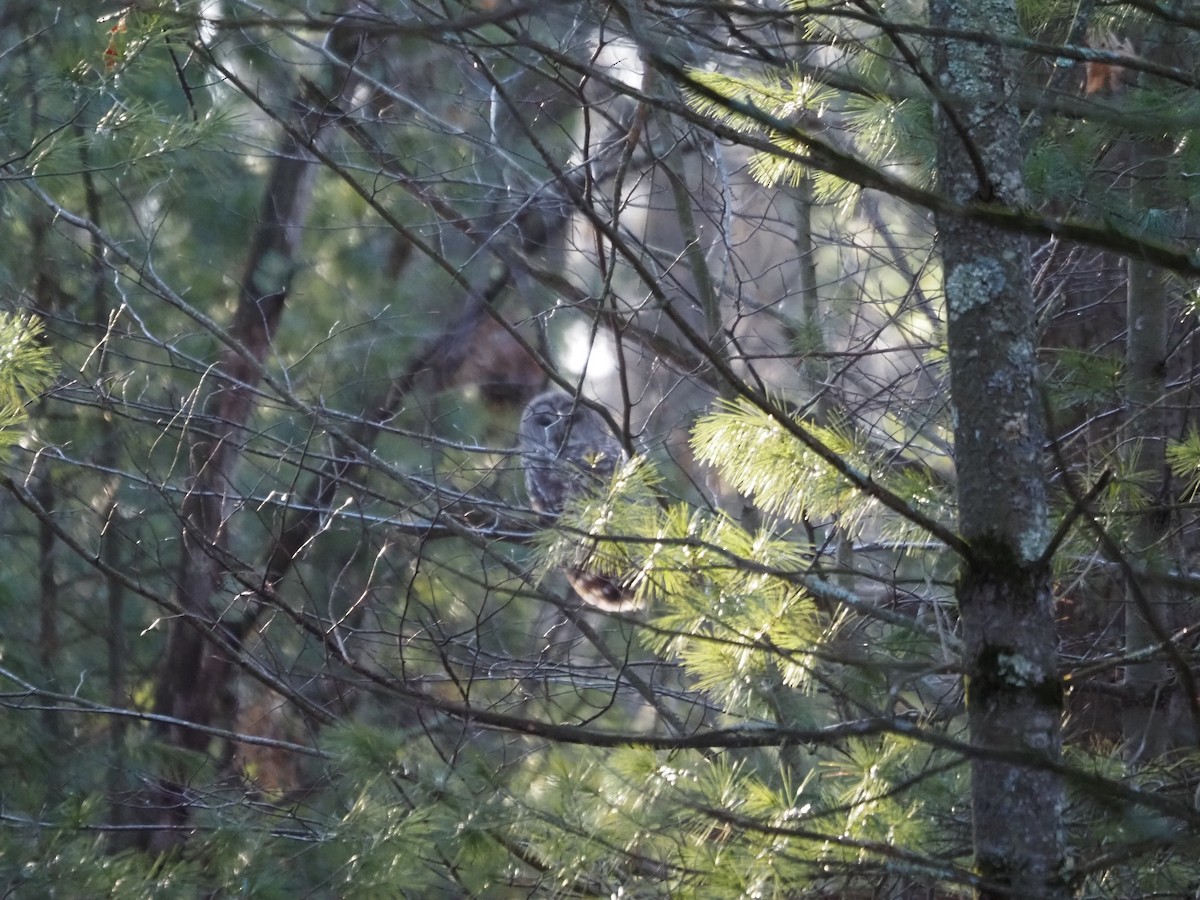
[{"xmin": 530, "ymin": 412, "xmax": 558, "ymax": 429}]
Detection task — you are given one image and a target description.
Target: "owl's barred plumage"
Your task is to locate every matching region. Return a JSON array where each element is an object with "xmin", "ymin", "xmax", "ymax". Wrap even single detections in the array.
[{"xmin": 518, "ymin": 390, "xmax": 635, "ymax": 611}]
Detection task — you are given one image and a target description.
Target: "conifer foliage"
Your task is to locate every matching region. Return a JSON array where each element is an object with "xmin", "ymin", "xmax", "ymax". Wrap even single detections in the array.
[{"xmin": 2, "ymin": 1, "xmax": 1200, "ymax": 896}]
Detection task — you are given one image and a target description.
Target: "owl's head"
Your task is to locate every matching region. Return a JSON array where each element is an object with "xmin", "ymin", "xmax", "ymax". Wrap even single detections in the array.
[{"xmin": 519, "ymin": 390, "xmax": 592, "ymax": 453}]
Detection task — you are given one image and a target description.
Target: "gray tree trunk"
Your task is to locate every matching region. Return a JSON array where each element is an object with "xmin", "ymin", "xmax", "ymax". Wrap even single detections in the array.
[
  {"xmin": 931, "ymin": 1, "xmax": 1069, "ymax": 896},
  {"xmin": 1123, "ymin": 252, "xmax": 1170, "ymax": 760},
  {"xmin": 1121, "ymin": 22, "xmax": 1175, "ymax": 762}
]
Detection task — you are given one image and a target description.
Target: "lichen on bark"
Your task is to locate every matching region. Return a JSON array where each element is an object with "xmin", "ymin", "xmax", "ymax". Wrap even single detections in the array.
[{"xmin": 946, "ymin": 257, "xmax": 1005, "ymax": 320}]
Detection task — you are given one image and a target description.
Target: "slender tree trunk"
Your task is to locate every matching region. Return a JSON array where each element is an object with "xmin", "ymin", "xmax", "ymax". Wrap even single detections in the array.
[
  {"xmin": 1121, "ymin": 23, "xmax": 1175, "ymax": 762},
  {"xmin": 1123, "ymin": 252, "xmax": 1170, "ymax": 759},
  {"xmin": 931, "ymin": 2, "xmax": 1068, "ymax": 896},
  {"xmin": 35, "ymin": 473, "xmax": 59, "ymax": 747},
  {"xmin": 137, "ymin": 109, "xmax": 321, "ymax": 855}
]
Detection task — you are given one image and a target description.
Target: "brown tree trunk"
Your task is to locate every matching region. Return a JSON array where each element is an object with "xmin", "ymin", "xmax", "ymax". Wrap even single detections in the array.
[{"xmin": 136, "ymin": 112, "xmax": 320, "ymax": 854}]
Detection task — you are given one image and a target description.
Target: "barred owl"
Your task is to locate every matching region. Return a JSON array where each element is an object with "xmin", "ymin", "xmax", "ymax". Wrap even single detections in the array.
[{"xmin": 518, "ymin": 390, "xmax": 634, "ymax": 611}]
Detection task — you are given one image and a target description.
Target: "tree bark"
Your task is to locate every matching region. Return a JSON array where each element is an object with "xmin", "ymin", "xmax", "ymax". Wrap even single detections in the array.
[
  {"xmin": 931, "ymin": 1, "xmax": 1069, "ymax": 896},
  {"xmin": 1123, "ymin": 251, "xmax": 1171, "ymax": 760},
  {"xmin": 137, "ymin": 112, "xmax": 320, "ymax": 855},
  {"xmin": 1121, "ymin": 21, "xmax": 1177, "ymax": 762}
]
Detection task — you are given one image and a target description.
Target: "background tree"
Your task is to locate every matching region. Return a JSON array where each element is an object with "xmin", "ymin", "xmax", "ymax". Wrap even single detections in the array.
[{"xmin": 3, "ymin": 0, "xmax": 1200, "ymax": 897}]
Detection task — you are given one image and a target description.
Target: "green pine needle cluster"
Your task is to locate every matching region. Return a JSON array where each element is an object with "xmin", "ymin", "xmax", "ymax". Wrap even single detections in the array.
[
  {"xmin": 0, "ymin": 314, "xmax": 54, "ymax": 460},
  {"xmin": 685, "ymin": 68, "xmax": 839, "ymax": 189},
  {"xmin": 1166, "ymin": 428, "xmax": 1200, "ymax": 500},
  {"xmin": 691, "ymin": 396, "xmax": 870, "ymax": 529}
]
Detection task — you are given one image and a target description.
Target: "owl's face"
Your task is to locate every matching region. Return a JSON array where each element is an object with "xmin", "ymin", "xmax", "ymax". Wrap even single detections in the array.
[
  {"xmin": 518, "ymin": 390, "xmax": 625, "ymax": 517},
  {"xmin": 519, "ymin": 391, "xmax": 590, "ymax": 456}
]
